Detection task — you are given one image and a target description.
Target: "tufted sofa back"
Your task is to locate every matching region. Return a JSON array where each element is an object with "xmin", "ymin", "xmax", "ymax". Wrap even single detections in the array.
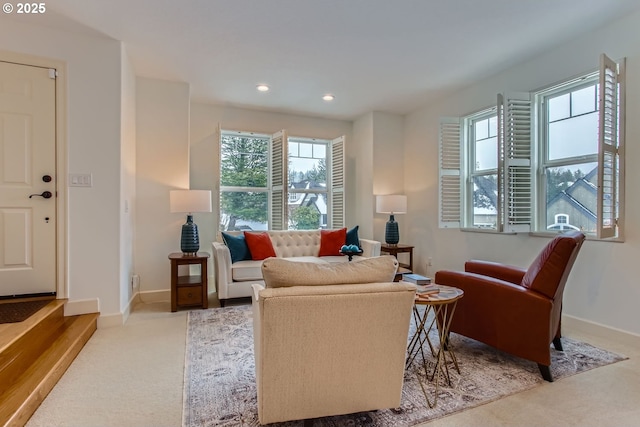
[
  {"xmin": 217, "ymin": 229, "xmax": 323, "ymax": 258},
  {"xmin": 266, "ymin": 230, "xmax": 321, "ymax": 258}
]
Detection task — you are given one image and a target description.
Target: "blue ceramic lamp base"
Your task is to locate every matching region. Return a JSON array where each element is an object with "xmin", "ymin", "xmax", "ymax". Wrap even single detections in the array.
[
  {"xmin": 385, "ymin": 214, "xmax": 399, "ymax": 245},
  {"xmin": 181, "ymin": 214, "xmax": 200, "ymax": 255}
]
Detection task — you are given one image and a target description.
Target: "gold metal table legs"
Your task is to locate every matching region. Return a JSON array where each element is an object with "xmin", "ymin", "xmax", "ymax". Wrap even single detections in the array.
[{"xmin": 406, "ymin": 287, "xmax": 463, "ymax": 408}]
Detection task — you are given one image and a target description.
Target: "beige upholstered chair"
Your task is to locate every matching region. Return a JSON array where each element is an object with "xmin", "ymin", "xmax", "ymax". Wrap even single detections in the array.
[{"xmin": 251, "ymin": 256, "xmax": 416, "ymax": 425}]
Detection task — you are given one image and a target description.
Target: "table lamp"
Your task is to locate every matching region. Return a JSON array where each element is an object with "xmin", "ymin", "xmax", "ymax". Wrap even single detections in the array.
[
  {"xmin": 376, "ymin": 195, "xmax": 407, "ymax": 245},
  {"xmin": 170, "ymin": 190, "xmax": 212, "ymax": 255}
]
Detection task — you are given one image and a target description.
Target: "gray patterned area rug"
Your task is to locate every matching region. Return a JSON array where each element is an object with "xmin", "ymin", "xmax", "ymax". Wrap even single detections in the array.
[{"xmin": 183, "ymin": 305, "xmax": 626, "ymax": 427}]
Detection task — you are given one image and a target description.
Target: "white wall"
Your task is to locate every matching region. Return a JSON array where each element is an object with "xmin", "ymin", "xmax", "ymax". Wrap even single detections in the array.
[
  {"xmin": 189, "ymin": 103, "xmax": 355, "ymax": 280},
  {"xmin": 135, "ymin": 77, "xmax": 191, "ymax": 294},
  {"xmin": 120, "ymin": 45, "xmax": 136, "ymax": 312},
  {"xmin": 351, "ymin": 113, "xmax": 375, "ymax": 238},
  {"xmin": 353, "ymin": 111, "xmax": 406, "ymax": 243},
  {"xmin": 0, "ymin": 20, "xmax": 124, "ymax": 317},
  {"xmin": 403, "ymin": 10, "xmax": 640, "ymax": 335},
  {"xmin": 371, "ymin": 112, "xmax": 405, "ymax": 244}
]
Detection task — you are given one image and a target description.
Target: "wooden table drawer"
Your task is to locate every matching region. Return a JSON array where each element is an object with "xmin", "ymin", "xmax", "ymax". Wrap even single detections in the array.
[{"xmin": 177, "ymin": 286, "xmax": 202, "ymax": 306}]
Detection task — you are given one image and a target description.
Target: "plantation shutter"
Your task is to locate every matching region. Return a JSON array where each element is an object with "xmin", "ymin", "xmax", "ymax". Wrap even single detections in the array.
[
  {"xmin": 438, "ymin": 118, "xmax": 461, "ymax": 228},
  {"xmin": 597, "ymin": 54, "xmax": 623, "ymax": 239},
  {"xmin": 329, "ymin": 135, "xmax": 345, "ymax": 229},
  {"xmin": 499, "ymin": 92, "xmax": 532, "ymax": 232},
  {"xmin": 269, "ymin": 130, "xmax": 288, "ymax": 230}
]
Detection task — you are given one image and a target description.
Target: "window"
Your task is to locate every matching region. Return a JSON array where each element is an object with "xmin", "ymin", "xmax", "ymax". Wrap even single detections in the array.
[
  {"xmin": 219, "ymin": 133, "xmax": 269, "ymax": 231},
  {"xmin": 219, "ymin": 130, "xmax": 345, "ymax": 231},
  {"xmin": 538, "ymin": 77, "xmax": 599, "ymax": 234},
  {"xmin": 288, "ymin": 138, "xmax": 328, "ymax": 230},
  {"xmin": 439, "ymin": 54, "xmax": 625, "ymax": 239},
  {"xmin": 465, "ymin": 110, "xmax": 499, "ymax": 229}
]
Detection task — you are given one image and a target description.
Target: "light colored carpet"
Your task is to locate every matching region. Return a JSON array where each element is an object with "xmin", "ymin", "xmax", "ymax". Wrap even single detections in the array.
[
  {"xmin": 183, "ymin": 305, "xmax": 626, "ymax": 427},
  {"xmin": 26, "ymin": 303, "xmax": 188, "ymax": 427}
]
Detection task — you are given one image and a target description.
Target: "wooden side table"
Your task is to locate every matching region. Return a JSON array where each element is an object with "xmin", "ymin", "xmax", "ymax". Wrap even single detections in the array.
[
  {"xmin": 168, "ymin": 252, "xmax": 210, "ymax": 312},
  {"xmin": 380, "ymin": 243, "xmax": 414, "ymax": 272}
]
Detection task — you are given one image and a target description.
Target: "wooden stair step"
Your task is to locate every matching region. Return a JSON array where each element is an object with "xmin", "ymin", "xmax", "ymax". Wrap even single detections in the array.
[
  {"xmin": 0, "ymin": 305, "xmax": 98, "ymax": 427},
  {"xmin": 0, "ymin": 300, "xmax": 66, "ymax": 388}
]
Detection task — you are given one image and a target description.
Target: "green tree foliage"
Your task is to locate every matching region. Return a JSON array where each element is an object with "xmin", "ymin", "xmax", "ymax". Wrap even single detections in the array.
[
  {"xmin": 290, "ymin": 205, "xmax": 320, "ymax": 230},
  {"xmin": 220, "ymin": 135, "xmax": 268, "ymax": 230},
  {"xmin": 306, "ymin": 158, "xmax": 326, "ymax": 184},
  {"xmin": 288, "ymin": 158, "xmax": 327, "ymax": 185}
]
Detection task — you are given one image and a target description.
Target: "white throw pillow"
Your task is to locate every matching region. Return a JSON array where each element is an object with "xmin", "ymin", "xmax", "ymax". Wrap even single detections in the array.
[{"xmin": 261, "ymin": 255, "xmax": 398, "ymax": 288}]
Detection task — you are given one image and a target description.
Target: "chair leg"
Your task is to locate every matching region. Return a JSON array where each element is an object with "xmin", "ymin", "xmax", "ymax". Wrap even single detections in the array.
[
  {"xmin": 538, "ymin": 364, "xmax": 553, "ymax": 382},
  {"xmin": 552, "ymin": 336, "xmax": 563, "ymax": 351}
]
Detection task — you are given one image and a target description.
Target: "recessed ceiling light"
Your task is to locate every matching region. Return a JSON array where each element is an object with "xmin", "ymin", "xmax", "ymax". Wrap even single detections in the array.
[
  {"xmin": 256, "ymin": 84, "xmax": 270, "ymax": 92},
  {"xmin": 322, "ymin": 94, "xmax": 335, "ymax": 101}
]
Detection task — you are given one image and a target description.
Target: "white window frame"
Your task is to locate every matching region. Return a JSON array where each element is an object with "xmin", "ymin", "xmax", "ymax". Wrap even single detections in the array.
[
  {"xmin": 535, "ymin": 74, "xmax": 599, "ymax": 235},
  {"xmin": 439, "ymin": 54, "xmax": 625, "ymax": 241},
  {"xmin": 461, "ymin": 108, "xmax": 499, "ymax": 230},
  {"xmin": 286, "ymin": 136, "xmax": 330, "ymax": 230},
  {"xmin": 219, "ymin": 129, "xmax": 345, "ymax": 232}
]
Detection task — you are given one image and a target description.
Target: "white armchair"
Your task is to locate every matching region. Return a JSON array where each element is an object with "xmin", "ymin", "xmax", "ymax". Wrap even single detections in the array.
[{"xmin": 251, "ymin": 256, "xmax": 416, "ymax": 424}]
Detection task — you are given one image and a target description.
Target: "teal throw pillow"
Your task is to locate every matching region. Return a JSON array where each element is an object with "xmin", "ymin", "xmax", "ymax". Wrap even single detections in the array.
[
  {"xmin": 346, "ymin": 225, "xmax": 360, "ymax": 248},
  {"xmin": 221, "ymin": 232, "xmax": 252, "ymax": 263}
]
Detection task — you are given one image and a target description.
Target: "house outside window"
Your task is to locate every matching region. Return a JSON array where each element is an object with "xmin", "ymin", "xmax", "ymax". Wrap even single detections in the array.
[
  {"xmin": 439, "ymin": 54, "xmax": 625, "ymax": 240},
  {"xmin": 288, "ymin": 138, "xmax": 328, "ymax": 230},
  {"xmin": 219, "ymin": 130, "xmax": 345, "ymax": 232},
  {"xmin": 538, "ymin": 77, "xmax": 599, "ymax": 234}
]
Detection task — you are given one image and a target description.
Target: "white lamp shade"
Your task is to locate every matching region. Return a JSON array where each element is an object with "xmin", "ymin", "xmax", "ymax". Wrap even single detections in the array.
[
  {"xmin": 376, "ymin": 195, "xmax": 407, "ymax": 214},
  {"xmin": 170, "ymin": 190, "xmax": 212, "ymax": 213}
]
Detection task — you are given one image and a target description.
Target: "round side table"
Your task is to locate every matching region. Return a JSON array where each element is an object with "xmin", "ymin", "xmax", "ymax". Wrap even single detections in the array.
[{"xmin": 405, "ymin": 284, "xmax": 464, "ymax": 408}]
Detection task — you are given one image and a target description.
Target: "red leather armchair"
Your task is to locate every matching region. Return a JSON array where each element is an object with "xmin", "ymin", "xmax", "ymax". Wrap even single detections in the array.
[{"xmin": 434, "ymin": 231, "xmax": 585, "ymax": 381}]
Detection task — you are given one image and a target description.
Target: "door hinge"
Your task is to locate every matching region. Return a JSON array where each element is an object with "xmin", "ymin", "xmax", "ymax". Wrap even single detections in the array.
[{"xmin": 48, "ymin": 69, "xmax": 57, "ymax": 79}]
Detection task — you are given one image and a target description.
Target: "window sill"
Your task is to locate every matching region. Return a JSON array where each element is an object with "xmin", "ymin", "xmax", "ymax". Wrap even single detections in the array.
[
  {"xmin": 528, "ymin": 231, "xmax": 624, "ymax": 243},
  {"xmin": 460, "ymin": 228, "xmax": 516, "ymax": 235}
]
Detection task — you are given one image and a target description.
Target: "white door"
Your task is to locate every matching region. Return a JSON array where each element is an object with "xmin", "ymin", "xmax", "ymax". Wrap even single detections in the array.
[{"xmin": 0, "ymin": 61, "xmax": 56, "ymax": 296}]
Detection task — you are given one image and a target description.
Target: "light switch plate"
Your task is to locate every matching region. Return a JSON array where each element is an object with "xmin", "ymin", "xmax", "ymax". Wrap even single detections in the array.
[{"xmin": 69, "ymin": 173, "xmax": 92, "ymax": 187}]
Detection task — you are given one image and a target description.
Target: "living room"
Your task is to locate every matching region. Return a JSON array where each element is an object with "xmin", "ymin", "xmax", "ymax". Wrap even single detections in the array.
[
  {"xmin": 1, "ymin": 1, "xmax": 640, "ymax": 424},
  {"xmin": 1, "ymin": 2, "xmax": 639, "ymax": 338}
]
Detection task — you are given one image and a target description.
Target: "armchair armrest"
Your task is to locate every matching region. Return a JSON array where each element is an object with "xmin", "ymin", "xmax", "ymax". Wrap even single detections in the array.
[
  {"xmin": 212, "ymin": 242, "xmax": 233, "ymax": 299},
  {"xmin": 435, "ymin": 270, "xmax": 552, "ymax": 323},
  {"xmin": 464, "ymin": 260, "xmax": 526, "ymax": 285},
  {"xmin": 360, "ymin": 238, "xmax": 381, "ymax": 257}
]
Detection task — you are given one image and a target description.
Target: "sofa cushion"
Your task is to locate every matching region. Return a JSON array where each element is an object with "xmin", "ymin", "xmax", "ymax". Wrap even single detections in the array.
[
  {"xmin": 231, "ymin": 260, "xmax": 264, "ymax": 282},
  {"xmin": 221, "ymin": 232, "xmax": 252, "ymax": 263},
  {"xmin": 283, "ymin": 256, "xmax": 329, "ymax": 264},
  {"xmin": 346, "ymin": 225, "xmax": 360, "ymax": 248},
  {"xmin": 262, "ymin": 255, "xmax": 398, "ymax": 288},
  {"xmin": 318, "ymin": 228, "xmax": 347, "ymax": 256},
  {"xmin": 231, "ymin": 256, "xmax": 328, "ymax": 282},
  {"xmin": 245, "ymin": 231, "xmax": 277, "ymax": 260}
]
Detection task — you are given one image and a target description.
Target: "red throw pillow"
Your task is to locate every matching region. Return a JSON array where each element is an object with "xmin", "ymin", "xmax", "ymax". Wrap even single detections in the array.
[
  {"xmin": 244, "ymin": 232, "xmax": 276, "ymax": 260},
  {"xmin": 318, "ymin": 228, "xmax": 347, "ymax": 256}
]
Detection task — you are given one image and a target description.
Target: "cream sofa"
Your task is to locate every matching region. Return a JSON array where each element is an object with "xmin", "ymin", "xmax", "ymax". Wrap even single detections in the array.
[
  {"xmin": 252, "ymin": 256, "xmax": 416, "ymax": 424},
  {"xmin": 212, "ymin": 229, "xmax": 381, "ymax": 306}
]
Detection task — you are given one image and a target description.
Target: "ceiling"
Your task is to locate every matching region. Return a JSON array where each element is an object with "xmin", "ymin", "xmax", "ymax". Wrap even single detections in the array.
[{"xmin": 10, "ymin": 0, "xmax": 640, "ymax": 120}]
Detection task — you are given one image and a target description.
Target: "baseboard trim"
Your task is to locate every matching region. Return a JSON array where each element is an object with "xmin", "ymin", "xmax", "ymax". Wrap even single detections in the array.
[
  {"xmin": 63, "ymin": 298, "xmax": 99, "ymax": 317},
  {"xmin": 63, "ymin": 298, "xmax": 130, "ymax": 329},
  {"xmin": 139, "ymin": 289, "xmax": 170, "ymax": 303},
  {"xmin": 563, "ymin": 313, "xmax": 640, "ymax": 346},
  {"xmin": 97, "ymin": 312, "xmax": 124, "ymax": 328}
]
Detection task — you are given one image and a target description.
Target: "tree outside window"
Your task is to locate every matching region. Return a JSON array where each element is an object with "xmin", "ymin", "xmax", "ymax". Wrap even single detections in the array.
[{"xmin": 219, "ymin": 134, "xmax": 269, "ymax": 231}]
